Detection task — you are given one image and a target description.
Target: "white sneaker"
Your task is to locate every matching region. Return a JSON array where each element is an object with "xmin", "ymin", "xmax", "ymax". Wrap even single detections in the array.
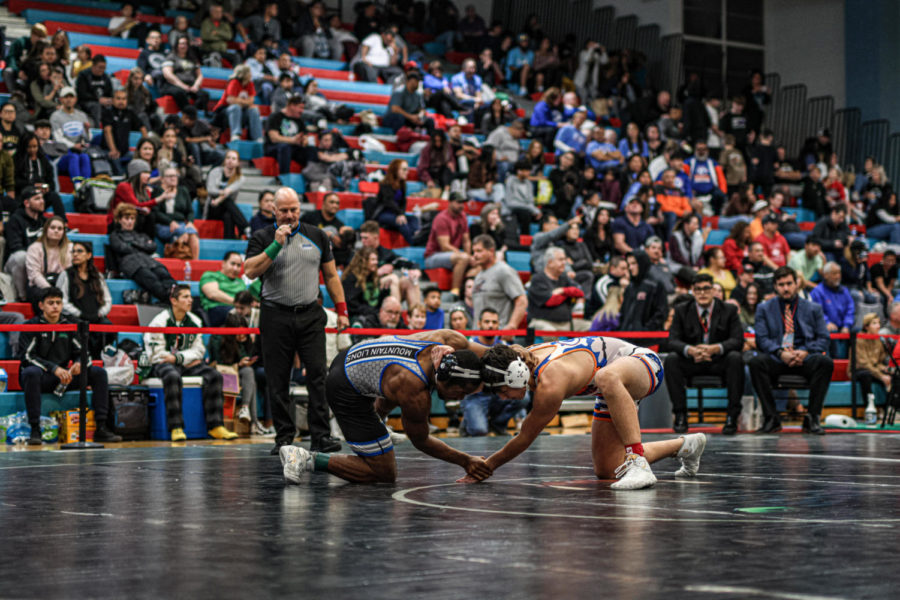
[
  {"xmin": 675, "ymin": 433, "xmax": 707, "ymax": 477},
  {"xmin": 280, "ymin": 445, "xmax": 314, "ymax": 484},
  {"xmin": 610, "ymin": 454, "xmax": 657, "ymax": 490},
  {"xmin": 389, "ymin": 429, "xmax": 408, "ymax": 445},
  {"xmin": 237, "ymin": 406, "xmax": 251, "ymax": 423}
]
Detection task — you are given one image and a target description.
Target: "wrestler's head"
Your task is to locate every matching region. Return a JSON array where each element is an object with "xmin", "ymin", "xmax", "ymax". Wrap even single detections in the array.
[
  {"xmin": 481, "ymin": 345, "xmax": 532, "ymax": 401},
  {"xmin": 432, "ymin": 347, "xmax": 484, "ymax": 401}
]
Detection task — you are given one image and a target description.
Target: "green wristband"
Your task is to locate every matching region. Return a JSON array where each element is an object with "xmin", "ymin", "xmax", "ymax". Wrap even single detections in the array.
[{"xmin": 264, "ymin": 240, "xmax": 283, "ymax": 260}]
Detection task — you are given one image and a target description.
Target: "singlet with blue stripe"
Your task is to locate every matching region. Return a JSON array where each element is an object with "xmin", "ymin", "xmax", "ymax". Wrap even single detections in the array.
[
  {"xmin": 343, "ymin": 336, "xmax": 438, "ymax": 397},
  {"xmin": 530, "ymin": 337, "xmax": 640, "ymax": 395}
]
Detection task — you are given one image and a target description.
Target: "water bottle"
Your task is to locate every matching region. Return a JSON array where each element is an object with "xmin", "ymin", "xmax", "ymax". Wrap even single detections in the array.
[
  {"xmin": 0, "ymin": 367, "xmax": 7, "ymax": 393},
  {"xmin": 865, "ymin": 393, "xmax": 878, "ymax": 425},
  {"xmin": 184, "ymin": 261, "xmax": 192, "ymax": 281},
  {"xmin": 53, "ymin": 380, "xmax": 68, "ymax": 397}
]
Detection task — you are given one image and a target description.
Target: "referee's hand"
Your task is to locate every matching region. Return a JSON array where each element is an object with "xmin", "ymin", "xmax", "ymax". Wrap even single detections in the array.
[
  {"xmin": 275, "ymin": 224, "xmax": 292, "ymax": 245},
  {"xmin": 336, "ymin": 315, "xmax": 349, "ymax": 332}
]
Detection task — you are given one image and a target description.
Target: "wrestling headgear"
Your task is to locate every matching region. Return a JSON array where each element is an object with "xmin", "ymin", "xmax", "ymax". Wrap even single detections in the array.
[
  {"xmin": 483, "ymin": 357, "xmax": 530, "ymax": 389},
  {"xmin": 436, "ymin": 352, "xmax": 483, "ymax": 382}
]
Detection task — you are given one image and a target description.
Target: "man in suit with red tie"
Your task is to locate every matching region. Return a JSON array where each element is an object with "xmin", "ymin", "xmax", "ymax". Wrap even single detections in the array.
[
  {"xmin": 665, "ymin": 273, "xmax": 746, "ymax": 434},
  {"xmin": 748, "ymin": 266, "xmax": 834, "ymax": 434}
]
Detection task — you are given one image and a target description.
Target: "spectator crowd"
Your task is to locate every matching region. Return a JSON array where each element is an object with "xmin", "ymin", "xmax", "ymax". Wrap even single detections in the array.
[{"xmin": 0, "ymin": 1, "xmax": 896, "ymax": 442}]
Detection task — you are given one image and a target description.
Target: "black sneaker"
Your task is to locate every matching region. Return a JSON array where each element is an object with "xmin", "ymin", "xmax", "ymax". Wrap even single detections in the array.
[
  {"xmin": 270, "ymin": 440, "xmax": 291, "ymax": 455},
  {"xmin": 311, "ymin": 436, "xmax": 341, "ymax": 453},
  {"xmin": 94, "ymin": 426, "xmax": 123, "ymax": 443},
  {"xmin": 27, "ymin": 433, "xmax": 42, "ymax": 446}
]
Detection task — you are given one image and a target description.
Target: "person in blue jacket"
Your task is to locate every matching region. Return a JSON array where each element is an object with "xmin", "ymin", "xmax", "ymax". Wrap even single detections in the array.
[{"xmin": 529, "ymin": 87, "xmax": 563, "ymax": 148}]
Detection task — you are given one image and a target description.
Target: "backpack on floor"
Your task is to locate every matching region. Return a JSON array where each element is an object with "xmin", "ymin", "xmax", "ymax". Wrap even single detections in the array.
[
  {"xmin": 110, "ymin": 385, "xmax": 150, "ymax": 440},
  {"xmin": 74, "ymin": 177, "xmax": 117, "ymax": 213}
]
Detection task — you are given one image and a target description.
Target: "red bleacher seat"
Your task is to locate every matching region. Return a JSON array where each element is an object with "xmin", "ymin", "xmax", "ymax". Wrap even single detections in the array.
[
  {"xmin": 107, "ymin": 305, "xmax": 139, "ymax": 326},
  {"xmin": 799, "ymin": 222, "xmax": 815, "ymax": 231},
  {"xmin": 517, "ymin": 272, "xmax": 531, "ymax": 284},
  {"xmin": 58, "ymin": 176, "xmax": 74, "ymax": 194},
  {"xmin": 45, "ymin": 21, "xmax": 108, "ymax": 36},
  {"xmin": 380, "ymin": 229, "xmax": 408, "ymax": 249},
  {"xmin": 66, "ymin": 213, "xmax": 107, "ymax": 234},
  {"xmin": 868, "ymin": 252, "xmax": 883, "ymax": 267},
  {"xmin": 156, "ymin": 96, "xmax": 180, "ymax": 114},
  {"xmin": 543, "ymin": 152, "xmax": 556, "ymax": 165},
  {"xmin": 0, "ymin": 361, "xmax": 21, "ymax": 391},
  {"xmin": 3, "ymin": 303, "xmax": 34, "ymax": 319},
  {"xmin": 94, "ymin": 256, "xmax": 105, "ymax": 273},
  {"xmin": 298, "ymin": 67, "xmax": 353, "ymax": 81},
  {"xmin": 702, "ymin": 216, "xmax": 719, "ymax": 229},
  {"xmin": 194, "ymin": 220, "xmax": 224, "ymax": 239},
  {"xmin": 358, "ymin": 181, "xmax": 379, "ymax": 194},
  {"xmin": 520, "ymin": 235, "xmax": 533, "ymax": 246},
  {"xmin": 85, "ymin": 45, "xmax": 140, "ymax": 59},
  {"xmin": 425, "ymin": 268, "xmax": 452, "ymax": 290},
  {"xmin": 157, "ymin": 259, "xmax": 227, "ymax": 281}
]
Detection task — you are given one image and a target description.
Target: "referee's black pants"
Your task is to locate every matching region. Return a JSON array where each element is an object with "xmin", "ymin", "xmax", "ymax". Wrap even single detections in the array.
[{"xmin": 260, "ymin": 304, "xmax": 329, "ymax": 446}]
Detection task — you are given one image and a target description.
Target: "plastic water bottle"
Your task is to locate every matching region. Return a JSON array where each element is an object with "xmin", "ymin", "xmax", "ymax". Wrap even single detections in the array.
[
  {"xmin": 0, "ymin": 368, "xmax": 7, "ymax": 393},
  {"xmin": 184, "ymin": 261, "xmax": 192, "ymax": 281},
  {"xmin": 865, "ymin": 393, "xmax": 878, "ymax": 425},
  {"xmin": 53, "ymin": 380, "xmax": 68, "ymax": 397}
]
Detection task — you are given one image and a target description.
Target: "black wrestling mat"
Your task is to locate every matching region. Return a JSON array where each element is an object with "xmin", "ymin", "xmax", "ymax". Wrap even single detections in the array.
[{"xmin": 1, "ymin": 434, "xmax": 898, "ymax": 599}]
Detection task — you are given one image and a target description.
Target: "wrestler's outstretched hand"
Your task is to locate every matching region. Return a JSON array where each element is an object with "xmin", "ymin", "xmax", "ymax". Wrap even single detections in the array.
[{"xmin": 459, "ymin": 456, "xmax": 492, "ymax": 482}]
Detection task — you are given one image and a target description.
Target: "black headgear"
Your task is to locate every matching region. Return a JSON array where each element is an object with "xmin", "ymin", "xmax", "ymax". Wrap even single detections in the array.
[{"xmin": 436, "ymin": 352, "xmax": 482, "ymax": 382}]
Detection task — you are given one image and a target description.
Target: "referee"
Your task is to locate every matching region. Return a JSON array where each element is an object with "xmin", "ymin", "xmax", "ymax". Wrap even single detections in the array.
[{"xmin": 245, "ymin": 187, "xmax": 350, "ymax": 455}]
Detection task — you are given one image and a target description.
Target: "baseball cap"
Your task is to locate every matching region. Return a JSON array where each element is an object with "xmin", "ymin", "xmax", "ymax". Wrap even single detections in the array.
[
  {"xmin": 60, "ymin": 86, "xmax": 76, "ymax": 97},
  {"xmin": 448, "ymin": 192, "xmax": 466, "ymax": 203},
  {"xmin": 763, "ymin": 214, "xmax": 779, "ymax": 224},
  {"xmin": 21, "ymin": 185, "xmax": 39, "ymax": 198},
  {"xmin": 751, "ymin": 200, "xmax": 769, "ymax": 213}
]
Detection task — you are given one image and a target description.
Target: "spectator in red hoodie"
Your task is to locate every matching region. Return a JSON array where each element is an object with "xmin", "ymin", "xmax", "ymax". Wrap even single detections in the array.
[{"xmin": 755, "ymin": 213, "xmax": 790, "ymax": 267}]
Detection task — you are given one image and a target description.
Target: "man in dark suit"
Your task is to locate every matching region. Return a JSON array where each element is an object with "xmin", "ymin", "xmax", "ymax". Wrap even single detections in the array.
[
  {"xmin": 664, "ymin": 273, "xmax": 745, "ymax": 435},
  {"xmin": 748, "ymin": 266, "xmax": 834, "ymax": 434}
]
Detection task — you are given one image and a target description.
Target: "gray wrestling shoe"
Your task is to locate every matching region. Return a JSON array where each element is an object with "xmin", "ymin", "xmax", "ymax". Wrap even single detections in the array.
[
  {"xmin": 674, "ymin": 433, "xmax": 707, "ymax": 477},
  {"xmin": 280, "ymin": 445, "xmax": 314, "ymax": 484},
  {"xmin": 610, "ymin": 454, "xmax": 657, "ymax": 490}
]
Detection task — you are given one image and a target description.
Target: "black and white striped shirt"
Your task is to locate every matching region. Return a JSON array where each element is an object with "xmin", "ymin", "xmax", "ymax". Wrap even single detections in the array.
[{"xmin": 247, "ymin": 223, "xmax": 333, "ymax": 306}]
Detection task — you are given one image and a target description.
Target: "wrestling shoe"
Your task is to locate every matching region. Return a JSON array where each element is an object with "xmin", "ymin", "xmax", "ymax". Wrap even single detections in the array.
[
  {"xmin": 237, "ymin": 406, "xmax": 251, "ymax": 423},
  {"xmin": 610, "ymin": 454, "xmax": 657, "ymax": 490},
  {"xmin": 209, "ymin": 426, "xmax": 239, "ymax": 440},
  {"xmin": 674, "ymin": 433, "xmax": 707, "ymax": 477},
  {"xmin": 280, "ymin": 445, "xmax": 314, "ymax": 484},
  {"xmin": 386, "ymin": 425, "xmax": 408, "ymax": 445}
]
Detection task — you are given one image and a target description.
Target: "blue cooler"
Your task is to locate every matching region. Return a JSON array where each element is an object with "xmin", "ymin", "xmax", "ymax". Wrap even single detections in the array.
[{"xmin": 145, "ymin": 376, "xmax": 208, "ymax": 440}]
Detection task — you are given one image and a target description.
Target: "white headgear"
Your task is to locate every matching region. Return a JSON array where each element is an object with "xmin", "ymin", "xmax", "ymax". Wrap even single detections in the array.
[{"xmin": 483, "ymin": 357, "xmax": 530, "ymax": 389}]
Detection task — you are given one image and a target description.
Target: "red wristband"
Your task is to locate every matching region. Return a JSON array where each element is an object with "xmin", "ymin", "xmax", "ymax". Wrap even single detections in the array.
[{"xmin": 335, "ymin": 302, "xmax": 348, "ymax": 318}]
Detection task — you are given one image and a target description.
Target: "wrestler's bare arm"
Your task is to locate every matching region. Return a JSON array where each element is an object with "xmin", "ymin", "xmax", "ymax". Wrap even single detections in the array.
[
  {"xmin": 403, "ymin": 329, "xmax": 490, "ymax": 357},
  {"xmin": 485, "ymin": 370, "xmax": 566, "ymax": 472}
]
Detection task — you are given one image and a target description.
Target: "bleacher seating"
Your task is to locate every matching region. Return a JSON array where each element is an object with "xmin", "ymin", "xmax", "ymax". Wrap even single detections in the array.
[{"xmin": 0, "ymin": 0, "xmax": 883, "ymax": 425}]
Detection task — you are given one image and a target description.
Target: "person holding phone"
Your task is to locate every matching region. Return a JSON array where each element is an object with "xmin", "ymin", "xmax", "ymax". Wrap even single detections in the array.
[{"xmin": 208, "ymin": 311, "xmax": 260, "ymax": 428}]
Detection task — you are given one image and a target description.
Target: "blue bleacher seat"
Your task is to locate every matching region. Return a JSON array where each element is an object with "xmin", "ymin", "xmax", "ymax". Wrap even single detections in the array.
[
  {"xmin": 61, "ymin": 194, "xmax": 75, "ymax": 212},
  {"xmin": 363, "ymin": 150, "xmax": 419, "ymax": 167},
  {"xmin": 406, "ymin": 181, "xmax": 425, "ymax": 194},
  {"xmin": 393, "ymin": 247, "xmax": 426, "ymax": 269},
  {"xmin": 506, "ymin": 251, "xmax": 530, "ymax": 272},
  {"xmin": 338, "ymin": 209, "xmax": 364, "ymax": 229},
  {"xmin": 292, "ymin": 57, "xmax": 347, "ymax": 70},
  {"xmin": 345, "ymin": 102, "xmax": 388, "ymax": 116},
  {"xmin": 784, "ymin": 207, "xmax": 816, "ymax": 222},
  {"xmin": 106, "ymin": 279, "xmax": 140, "ymax": 304},
  {"xmin": 280, "ymin": 173, "xmax": 306, "ymax": 194},
  {"xmin": 0, "ymin": 391, "xmax": 91, "ymax": 418},
  {"xmin": 68, "ymin": 233, "xmax": 108, "ymax": 256},
  {"xmin": 706, "ymin": 229, "xmax": 728, "ymax": 246},
  {"xmin": 237, "ymin": 203, "xmax": 254, "ymax": 223},
  {"xmin": 315, "ymin": 79, "xmax": 392, "ymax": 95},
  {"xmin": 198, "ymin": 239, "xmax": 248, "ymax": 260},
  {"xmin": 226, "ymin": 140, "xmax": 263, "ymax": 160}
]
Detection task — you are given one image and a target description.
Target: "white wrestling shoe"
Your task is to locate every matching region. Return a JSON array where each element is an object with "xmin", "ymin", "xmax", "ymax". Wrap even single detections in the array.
[
  {"xmin": 611, "ymin": 454, "xmax": 657, "ymax": 490},
  {"xmin": 388, "ymin": 428, "xmax": 408, "ymax": 445},
  {"xmin": 674, "ymin": 433, "xmax": 707, "ymax": 477},
  {"xmin": 280, "ymin": 445, "xmax": 314, "ymax": 484}
]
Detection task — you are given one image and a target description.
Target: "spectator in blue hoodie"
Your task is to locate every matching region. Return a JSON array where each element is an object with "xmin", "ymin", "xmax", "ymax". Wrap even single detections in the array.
[
  {"xmin": 505, "ymin": 33, "xmax": 534, "ymax": 95},
  {"xmin": 553, "ymin": 109, "xmax": 588, "ymax": 157},
  {"xmin": 529, "ymin": 87, "xmax": 563, "ymax": 149},
  {"xmin": 810, "ymin": 261, "xmax": 854, "ymax": 356}
]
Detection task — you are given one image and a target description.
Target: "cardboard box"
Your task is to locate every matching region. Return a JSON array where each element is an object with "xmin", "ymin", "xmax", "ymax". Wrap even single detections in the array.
[{"xmin": 56, "ymin": 410, "xmax": 96, "ymax": 443}]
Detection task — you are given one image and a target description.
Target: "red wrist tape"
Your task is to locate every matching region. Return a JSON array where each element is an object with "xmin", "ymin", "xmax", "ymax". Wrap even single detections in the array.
[{"xmin": 335, "ymin": 302, "xmax": 348, "ymax": 318}]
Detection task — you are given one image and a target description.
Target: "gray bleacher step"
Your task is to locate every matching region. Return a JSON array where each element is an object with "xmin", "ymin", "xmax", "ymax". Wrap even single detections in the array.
[{"xmin": 242, "ymin": 175, "xmax": 278, "ymax": 190}]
